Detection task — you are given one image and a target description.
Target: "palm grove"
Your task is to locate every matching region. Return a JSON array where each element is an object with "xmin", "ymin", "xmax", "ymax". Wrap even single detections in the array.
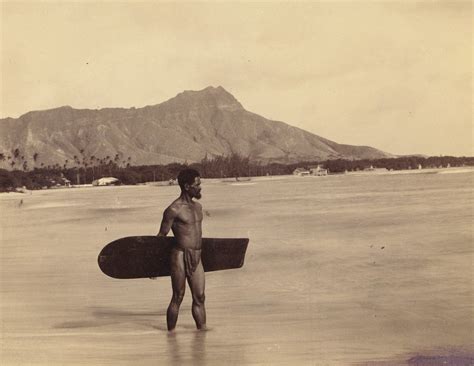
[{"xmin": 0, "ymin": 148, "xmax": 472, "ymax": 192}]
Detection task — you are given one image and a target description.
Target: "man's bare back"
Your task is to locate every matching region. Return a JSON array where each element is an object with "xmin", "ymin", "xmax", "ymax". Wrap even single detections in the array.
[{"xmin": 157, "ymin": 169, "xmax": 207, "ymax": 331}]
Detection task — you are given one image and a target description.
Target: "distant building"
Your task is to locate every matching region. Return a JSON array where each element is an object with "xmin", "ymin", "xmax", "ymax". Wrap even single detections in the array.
[
  {"xmin": 309, "ymin": 165, "xmax": 328, "ymax": 176},
  {"xmin": 293, "ymin": 165, "xmax": 328, "ymax": 176},
  {"xmin": 293, "ymin": 168, "xmax": 310, "ymax": 176},
  {"xmin": 51, "ymin": 174, "xmax": 71, "ymax": 187},
  {"xmin": 363, "ymin": 165, "xmax": 388, "ymax": 173},
  {"xmin": 92, "ymin": 177, "xmax": 121, "ymax": 186}
]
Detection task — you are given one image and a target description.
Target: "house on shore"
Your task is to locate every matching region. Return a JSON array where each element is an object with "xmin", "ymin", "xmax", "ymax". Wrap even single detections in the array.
[
  {"xmin": 309, "ymin": 165, "xmax": 328, "ymax": 176},
  {"xmin": 92, "ymin": 177, "xmax": 121, "ymax": 186},
  {"xmin": 364, "ymin": 165, "xmax": 388, "ymax": 173},
  {"xmin": 293, "ymin": 165, "xmax": 328, "ymax": 176},
  {"xmin": 50, "ymin": 174, "xmax": 71, "ymax": 188},
  {"xmin": 61, "ymin": 177, "xmax": 71, "ymax": 187},
  {"xmin": 293, "ymin": 168, "xmax": 311, "ymax": 176}
]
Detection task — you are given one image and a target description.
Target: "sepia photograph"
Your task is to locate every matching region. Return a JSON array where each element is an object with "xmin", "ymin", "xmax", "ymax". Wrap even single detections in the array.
[{"xmin": 0, "ymin": 1, "xmax": 472, "ymax": 365}]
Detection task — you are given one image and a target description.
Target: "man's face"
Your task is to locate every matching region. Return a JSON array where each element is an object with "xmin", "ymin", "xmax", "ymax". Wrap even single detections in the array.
[{"xmin": 187, "ymin": 177, "xmax": 202, "ymax": 200}]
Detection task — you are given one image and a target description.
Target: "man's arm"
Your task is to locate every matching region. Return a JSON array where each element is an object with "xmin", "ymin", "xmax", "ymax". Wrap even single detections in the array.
[
  {"xmin": 157, "ymin": 206, "xmax": 177, "ymax": 236},
  {"xmin": 150, "ymin": 206, "xmax": 178, "ymax": 280}
]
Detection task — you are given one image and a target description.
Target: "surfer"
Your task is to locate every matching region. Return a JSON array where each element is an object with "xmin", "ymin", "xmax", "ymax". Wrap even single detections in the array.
[{"xmin": 157, "ymin": 168, "xmax": 207, "ymax": 331}]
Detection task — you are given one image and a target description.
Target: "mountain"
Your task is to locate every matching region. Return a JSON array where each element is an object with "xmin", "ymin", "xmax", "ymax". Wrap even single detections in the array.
[{"xmin": 0, "ymin": 86, "xmax": 393, "ymax": 169}]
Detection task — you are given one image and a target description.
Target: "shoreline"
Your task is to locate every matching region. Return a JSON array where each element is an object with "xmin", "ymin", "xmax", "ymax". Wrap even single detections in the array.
[{"xmin": 1, "ymin": 166, "xmax": 473, "ymax": 196}]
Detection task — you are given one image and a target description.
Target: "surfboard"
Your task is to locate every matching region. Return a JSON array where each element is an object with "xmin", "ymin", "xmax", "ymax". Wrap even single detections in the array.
[{"xmin": 98, "ymin": 236, "xmax": 249, "ymax": 279}]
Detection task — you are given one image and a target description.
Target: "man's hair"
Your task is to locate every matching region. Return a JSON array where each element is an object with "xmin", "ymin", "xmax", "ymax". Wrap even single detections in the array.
[{"xmin": 177, "ymin": 168, "xmax": 200, "ymax": 190}]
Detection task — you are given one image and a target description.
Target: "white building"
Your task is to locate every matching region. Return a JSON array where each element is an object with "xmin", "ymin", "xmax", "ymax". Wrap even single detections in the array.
[
  {"xmin": 92, "ymin": 177, "xmax": 121, "ymax": 186},
  {"xmin": 309, "ymin": 165, "xmax": 328, "ymax": 176},
  {"xmin": 293, "ymin": 168, "xmax": 310, "ymax": 176}
]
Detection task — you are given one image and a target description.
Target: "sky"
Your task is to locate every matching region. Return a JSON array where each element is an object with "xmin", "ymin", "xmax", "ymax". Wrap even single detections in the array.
[{"xmin": 1, "ymin": 1, "xmax": 472, "ymax": 156}]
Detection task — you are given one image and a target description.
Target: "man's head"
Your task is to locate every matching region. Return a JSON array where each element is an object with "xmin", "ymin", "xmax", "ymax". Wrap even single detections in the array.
[{"xmin": 177, "ymin": 168, "xmax": 201, "ymax": 199}]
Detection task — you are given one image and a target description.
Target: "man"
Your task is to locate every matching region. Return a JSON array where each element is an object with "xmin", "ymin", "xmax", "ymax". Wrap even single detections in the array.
[{"xmin": 157, "ymin": 168, "xmax": 206, "ymax": 331}]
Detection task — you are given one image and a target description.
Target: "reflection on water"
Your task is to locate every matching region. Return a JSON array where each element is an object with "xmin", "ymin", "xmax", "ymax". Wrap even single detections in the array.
[
  {"xmin": 167, "ymin": 333, "xmax": 183, "ymax": 366},
  {"xmin": 1, "ymin": 172, "xmax": 473, "ymax": 365},
  {"xmin": 54, "ymin": 308, "xmax": 167, "ymax": 330},
  {"xmin": 167, "ymin": 331, "xmax": 208, "ymax": 366}
]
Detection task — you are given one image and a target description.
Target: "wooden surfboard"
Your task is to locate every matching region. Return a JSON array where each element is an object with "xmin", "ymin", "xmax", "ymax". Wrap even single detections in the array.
[{"xmin": 98, "ymin": 236, "xmax": 249, "ymax": 279}]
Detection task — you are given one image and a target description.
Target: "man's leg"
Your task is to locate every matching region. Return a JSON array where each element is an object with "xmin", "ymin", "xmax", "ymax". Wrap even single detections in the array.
[
  {"xmin": 167, "ymin": 249, "xmax": 186, "ymax": 331},
  {"xmin": 187, "ymin": 259, "xmax": 206, "ymax": 330}
]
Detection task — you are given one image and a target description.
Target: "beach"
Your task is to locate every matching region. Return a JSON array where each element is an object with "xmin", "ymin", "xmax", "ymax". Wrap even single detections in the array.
[{"xmin": 1, "ymin": 170, "xmax": 473, "ymax": 365}]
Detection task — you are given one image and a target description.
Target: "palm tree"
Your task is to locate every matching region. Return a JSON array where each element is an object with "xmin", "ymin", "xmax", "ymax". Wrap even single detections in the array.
[
  {"xmin": 83, "ymin": 162, "xmax": 89, "ymax": 183},
  {"xmin": 32, "ymin": 152, "xmax": 39, "ymax": 168},
  {"xmin": 13, "ymin": 148, "xmax": 20, "ymax": 159},
  {"xmin": 91, "ymin": 162, "xmax": 96, "ymax": 181}
]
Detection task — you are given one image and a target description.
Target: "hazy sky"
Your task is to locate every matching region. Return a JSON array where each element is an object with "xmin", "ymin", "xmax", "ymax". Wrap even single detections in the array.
[{"xmin": 1, "ymin": 1, "xmax": 472, "ymax": 156}]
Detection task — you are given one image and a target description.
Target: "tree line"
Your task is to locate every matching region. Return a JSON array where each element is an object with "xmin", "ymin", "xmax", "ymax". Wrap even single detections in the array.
[
  {"xmin": 0, "ymin": 150, "xmax": 472, "ymax": 192},
  {"xmin": 0, "ymin": 149, "xmax": 132, "ymax": 171},
  {"xmin": 321, "ymin": 156, "xmax": 474, "ymax": 173}
]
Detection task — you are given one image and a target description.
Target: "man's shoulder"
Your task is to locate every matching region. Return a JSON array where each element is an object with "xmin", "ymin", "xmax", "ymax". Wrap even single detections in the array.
[
  {"xmin": 165, "ymin": 200, "xmax": 184, "ymax": 215},
  {"xmin": 193, "ymin": 201, "xmax": 202, "ymax": 209},
  {"xmin": 166, "ymin": 198, "xmax": 201, "ymax": 212}
]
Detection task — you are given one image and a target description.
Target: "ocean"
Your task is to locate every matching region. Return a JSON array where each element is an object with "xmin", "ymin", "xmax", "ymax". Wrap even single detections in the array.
[{"xmin": 1, "ymin": 170, "xmax": 472, "ymax": 365}]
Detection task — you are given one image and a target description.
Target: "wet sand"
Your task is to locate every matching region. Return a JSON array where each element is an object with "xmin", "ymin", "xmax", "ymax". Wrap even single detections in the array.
[{"xmin": 1, "ymin": 172, "xmax": 473, "ymax": 365}]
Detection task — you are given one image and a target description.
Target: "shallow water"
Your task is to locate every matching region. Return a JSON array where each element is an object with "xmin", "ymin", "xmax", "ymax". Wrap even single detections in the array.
[{"xmin": 1, "ymin": 172, "xmax": 473, "ymax": 365}]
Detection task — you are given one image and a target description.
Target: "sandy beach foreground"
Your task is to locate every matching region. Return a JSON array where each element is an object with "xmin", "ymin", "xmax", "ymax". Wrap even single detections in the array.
[{"xmin": 1, "ymin": 171, "xmax": 473, "ymax": 365}]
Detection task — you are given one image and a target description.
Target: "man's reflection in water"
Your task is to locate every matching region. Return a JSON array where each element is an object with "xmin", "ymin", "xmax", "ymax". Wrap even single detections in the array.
[
  {"xmin": 166, "ymin": 330, "xmax": 207, "ymax": 366},
  {"xmin": 191, "ymin": 330, "xmax": 207, "ymax": 366},
  {"xmin": 166, "ymin": 332, "xmax": 182, "ymax": 366}
]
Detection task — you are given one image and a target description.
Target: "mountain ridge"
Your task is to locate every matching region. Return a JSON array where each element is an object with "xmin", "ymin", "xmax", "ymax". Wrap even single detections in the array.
[{"xmin": 0, "ymin": 86, "xmax": 393, "ymax": 169}]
